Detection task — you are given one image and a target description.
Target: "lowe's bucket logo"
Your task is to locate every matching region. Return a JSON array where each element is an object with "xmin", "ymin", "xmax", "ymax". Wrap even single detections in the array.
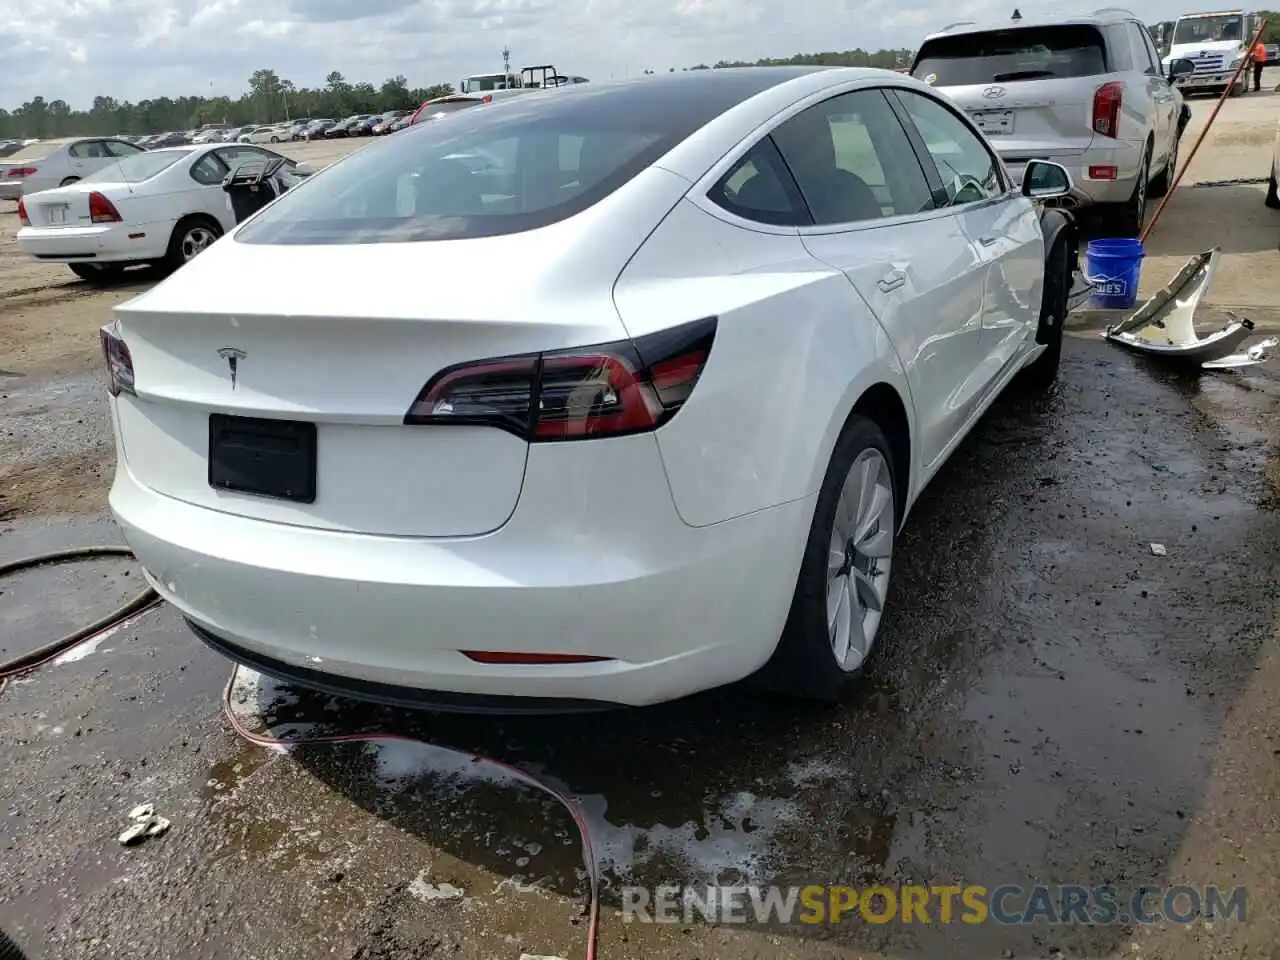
[{"xmin": 1093, "ymin": 276, "xmax": 1128, "ymax": 297}]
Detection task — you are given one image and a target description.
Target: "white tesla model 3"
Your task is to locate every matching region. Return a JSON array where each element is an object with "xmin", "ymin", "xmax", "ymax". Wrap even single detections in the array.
[{"xmin": 102, "ymin": 67, "xmax": 1078, "ymax": 712}]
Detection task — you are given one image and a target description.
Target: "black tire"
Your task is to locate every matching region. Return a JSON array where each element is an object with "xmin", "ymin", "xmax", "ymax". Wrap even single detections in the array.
[
  {"xmin": 59, "ymin": 177, "xmax": 80, "ymax": 187},
  {"xmin": 756, "ymin": 415, "xmax": 899, "ymax": 701},
  {"xmin": 1105, "ymin": 145, "xmax": 1150, "ymax": 237},
  {"xmin": 1149, "ymin": 133, "xmax": 1179, "ymax": 199},
  {"xmin": 69, "ymin": 262, "xmax": 125, "ymax": 284},
  {"xmin": 0, "ymin": 928, "xmax": 30, "ymax": 960},
  {"xmin": 161, "ymin": 216, "xmax": 222, "ymax": 274},
  {"xmin": 1016, "ymin": 237, "xmax": 1069, "ymax": 391},
  {"xmin": 1266, "ymin": 170, "xmax": 1280, "ymax": 209}
]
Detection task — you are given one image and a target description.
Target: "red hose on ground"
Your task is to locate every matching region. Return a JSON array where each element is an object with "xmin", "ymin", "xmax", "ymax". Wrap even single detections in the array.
[
  {"xmin": 221, "ymin": 666, "xmax": 603, "ymax": 960},
  {"xmin": 1, "ymin": 548, "xmax": 601, "ymax": 960}
]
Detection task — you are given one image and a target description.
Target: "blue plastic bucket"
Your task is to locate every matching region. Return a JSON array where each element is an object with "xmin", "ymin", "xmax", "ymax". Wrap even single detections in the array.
[{"xmin": 1086, "ymin": 238, "xmax": 1145, "ymax": 310}]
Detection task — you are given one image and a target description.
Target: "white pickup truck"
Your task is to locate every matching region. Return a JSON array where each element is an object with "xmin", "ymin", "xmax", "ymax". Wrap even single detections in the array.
[{"xmin": 1162, "ymin": 9, "xmax": 1262, "ymax": 96}]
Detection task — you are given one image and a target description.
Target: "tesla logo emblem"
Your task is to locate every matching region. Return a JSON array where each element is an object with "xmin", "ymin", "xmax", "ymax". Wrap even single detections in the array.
[
  {"xmin": 982, "ymin": 86, "xmax": 1007, "ymax": 99},
  {"xmin": 217, "ymin": 346, "xmax": 246, "ymax": 389}
]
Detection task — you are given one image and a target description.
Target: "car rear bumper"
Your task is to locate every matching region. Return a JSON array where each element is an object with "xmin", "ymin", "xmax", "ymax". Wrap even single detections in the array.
[
  {"xmin": 17, "ymin": 221, "xmax": 173, "ymax": 263},
  {"xmin": 0, "ymin": 181, "xmax": 23, "ymax": 201},
  {"xmin": 1000, "ymin": 140, "xmax": 1145, "ymax": 206},
  {"xmin": 109, "ymin": 419, "xmax": 812, "ymax": 709}
]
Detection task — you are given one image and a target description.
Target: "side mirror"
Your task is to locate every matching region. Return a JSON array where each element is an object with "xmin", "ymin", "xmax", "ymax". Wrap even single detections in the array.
[
  {"xmin": 294, "ymin": 161, "xmax": 317, "ymax": 177},
  {"xmin": 1168, "ymin": 58, "xmax": 1196, "ymax": 80},
  {"xmin": 1021, "ymin": 159, "xmax": 1073, "ymax": 200}
]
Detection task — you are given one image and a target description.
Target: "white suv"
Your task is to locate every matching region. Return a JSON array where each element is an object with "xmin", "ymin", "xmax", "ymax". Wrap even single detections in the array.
[{"xmin": 912, "ymin": 9, "xmax": 1195, "ymax": 235}]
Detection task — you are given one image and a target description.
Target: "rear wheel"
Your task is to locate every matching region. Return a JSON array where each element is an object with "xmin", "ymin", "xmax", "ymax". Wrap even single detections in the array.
[
  {"xmin": 1149, "ymin": 133, "xmax": 1179, "ymax": 199},
  {"xmin": 161, "ymin": 216, "xmax": 222, "ymax": 273},
  {"xmin": 69, "ymin": 262, "xmax": 124, "ymax": 284},
  {"xmin": 1105, "ymin": 145, "xmax": 1150, "ymax": 237},
  {"xmin": 758, "ymin": 416, "xmax": 898, "ymax": 701},
  {"xmin": 1266, "ymin": 170, "xmax": 1280, "ymax": 209}
]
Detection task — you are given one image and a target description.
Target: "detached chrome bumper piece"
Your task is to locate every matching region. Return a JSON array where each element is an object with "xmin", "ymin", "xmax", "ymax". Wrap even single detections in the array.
[{"xmin": 1103, "ymin": 248, "xmax": 1277, "ymax": 370}]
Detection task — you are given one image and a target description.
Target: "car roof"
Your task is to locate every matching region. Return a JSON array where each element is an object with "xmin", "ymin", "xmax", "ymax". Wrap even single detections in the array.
[
  {"xmin": 923, "ymin": 10, "xmax": 1138, "ymax": 40},
  {"xmin": 460, "ymin": 66, "xmax": 833, "ymax": 129}
]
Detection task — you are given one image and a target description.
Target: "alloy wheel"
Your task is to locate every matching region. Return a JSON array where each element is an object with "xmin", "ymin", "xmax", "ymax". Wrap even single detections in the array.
[
  {"xmin": 181, "ymin": 226, "xmax": 218, "ymax": 262},
  {"xmin": 826, "ymin": 448, "xmax": 894, "ymax": 672}
]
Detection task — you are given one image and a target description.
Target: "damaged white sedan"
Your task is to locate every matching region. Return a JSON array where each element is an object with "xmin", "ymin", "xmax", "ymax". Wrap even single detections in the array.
[{"xmin": 103, "ymin": 68, "xmax": 1084, "ymax": 711}]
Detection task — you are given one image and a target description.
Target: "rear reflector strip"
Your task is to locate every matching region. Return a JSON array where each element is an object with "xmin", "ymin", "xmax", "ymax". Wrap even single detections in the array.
[{"xmin": 461, "ymin": 652, "xmax": 614, "ymax": 665}]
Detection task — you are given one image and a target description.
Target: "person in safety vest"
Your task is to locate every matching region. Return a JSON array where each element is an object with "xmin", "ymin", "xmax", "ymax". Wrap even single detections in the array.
[{"xmin": 1252, "ymin": 39, "xmax": 1267, "ymax": 93}]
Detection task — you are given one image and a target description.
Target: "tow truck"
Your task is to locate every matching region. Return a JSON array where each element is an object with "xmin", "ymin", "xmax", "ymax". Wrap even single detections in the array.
[{"xmin": 1161, "ymin": 9, "xmax": 1263, "ymax": 97}]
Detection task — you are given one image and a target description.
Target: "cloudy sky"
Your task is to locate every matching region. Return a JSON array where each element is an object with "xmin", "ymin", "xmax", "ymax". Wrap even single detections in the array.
[{"xmin": 4, "ymin": 0, "xmax": 1177, "ymax": 110}]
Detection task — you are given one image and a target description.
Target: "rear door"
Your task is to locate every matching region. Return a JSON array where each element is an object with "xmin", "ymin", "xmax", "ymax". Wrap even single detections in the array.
[
  {"xmin": 913, "ymin": 24, "xmax": 1114, "ymax": 176},
  {"xmin": 1133, "ymin": 22, "xmax": 1177, "ymax": 168},
  {"xmin": 188, "ymin": 151, "xmax": 237, "ymax": 231},
  {"xmin": 889, "ymin": 88, "xmax": 1044, "ymax": 389},
  {"xmin": 771, "ymin": 87, "xmax": 990, "ymax": 473}
]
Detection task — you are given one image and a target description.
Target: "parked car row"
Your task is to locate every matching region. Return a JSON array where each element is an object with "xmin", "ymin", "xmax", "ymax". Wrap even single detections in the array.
[{"xmin": 294, "ymin": 111, "xmax": 416, "ymax": 140}]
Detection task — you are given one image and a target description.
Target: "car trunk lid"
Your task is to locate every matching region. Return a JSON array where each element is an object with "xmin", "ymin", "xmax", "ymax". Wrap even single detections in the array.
[
  {"xmin": 108, "ymin": 235, "xmax": 633, "ymax": 538},
  {"xmin": 24, "ymin": 182, "xmax": 126, "ymax": 228}
]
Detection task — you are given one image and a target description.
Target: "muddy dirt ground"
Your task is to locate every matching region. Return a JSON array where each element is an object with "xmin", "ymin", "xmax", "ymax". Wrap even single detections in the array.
[{"xmin": 2, "ymin": 81, "xmax": 1280, "ymax": 960}]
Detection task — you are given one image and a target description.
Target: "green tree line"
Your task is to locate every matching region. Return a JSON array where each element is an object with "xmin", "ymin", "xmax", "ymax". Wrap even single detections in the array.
[
  {"xmin": 0, "ymin": 68, "xmax": 454, "ymax": 140},
  {"xmin": 1, "ymin": 51, "xmax": 917, "ymax": 139}
]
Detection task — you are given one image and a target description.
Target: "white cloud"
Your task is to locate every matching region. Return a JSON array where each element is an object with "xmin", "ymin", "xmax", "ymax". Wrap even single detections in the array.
[{"xmin": 2, "ymin": 0, "xmax": 1181, "ymax": 109}]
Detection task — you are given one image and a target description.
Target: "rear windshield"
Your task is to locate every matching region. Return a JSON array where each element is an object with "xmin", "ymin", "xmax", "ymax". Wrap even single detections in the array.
[
  {"xmin": 237, "ymin": 94, "xmax": 678, "ymax": 244},
  {"xmin": 80, "ymin": 151, "xmax": 186, "ymax": 183},
  {"xmin": 913, "ymin": 25, "xmax": 1108, "ymax": 86}
]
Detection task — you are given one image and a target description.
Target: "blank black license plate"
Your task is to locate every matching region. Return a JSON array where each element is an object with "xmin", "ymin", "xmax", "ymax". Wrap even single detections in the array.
[{"xmin": 208, "ymin": 414, "xmax": 317, "ymax": 503}]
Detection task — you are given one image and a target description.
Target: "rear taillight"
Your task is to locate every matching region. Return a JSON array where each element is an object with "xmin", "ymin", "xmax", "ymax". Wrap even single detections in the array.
[
  {"xmin": 88, "ymin": 191, "xmax": 121, "ymax": 224},
  {"xmin": 7, "ymin": 166, "xmax": 36, "ymax": 178},
  {"xmin": 482, "ymin": 94, "xmax": 494, "ymax": 103},
  {"xmin": 16, "ymin": 197, "xmax": 29, "ymax": 226},
  {"xmin": 99, "ymin": 325, "xmax": 135, "ymax": 397},
  {"xmin": 404, "ymin": 316, "xmax": 717, "ymax": 441},
  {"xmin": 1092, "ymin": 82, "xmax": 1123, "ymax": 138}
]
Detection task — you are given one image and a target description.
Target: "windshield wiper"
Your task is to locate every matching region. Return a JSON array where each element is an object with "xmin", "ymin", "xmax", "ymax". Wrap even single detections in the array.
[{"xmin": 991, "ymin": 69, "xmax": 1055, "ymax": 81}]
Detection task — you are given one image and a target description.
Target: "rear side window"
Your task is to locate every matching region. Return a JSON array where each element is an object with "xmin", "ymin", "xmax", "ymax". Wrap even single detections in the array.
[
  {"xmin": 239, "ymin": 99, "xmax": 680, "ymax": 243},
  {"xmin": 772, "ymin": 89, "xmax": 935, "ymax": 225},
  {"xmin": 69, "ymin": 141, "xmax": 109, "ymax": 159},
  {"xmin": 708, "ymin": 136, "xmax": 811, "ymax": 226},
  {"xmin": 913, "ymin": 25, "xmax": 1109, "ymax": 85}
]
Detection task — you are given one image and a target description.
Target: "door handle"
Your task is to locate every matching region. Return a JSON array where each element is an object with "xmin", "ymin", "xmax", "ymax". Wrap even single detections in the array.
[
  {"xmin": 878, "ymin": 269, "xmax": 906, "ymax": 292},
  {"xmin": 979, "ymin": 236, "xmax": 998, "ymax": 247}
]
